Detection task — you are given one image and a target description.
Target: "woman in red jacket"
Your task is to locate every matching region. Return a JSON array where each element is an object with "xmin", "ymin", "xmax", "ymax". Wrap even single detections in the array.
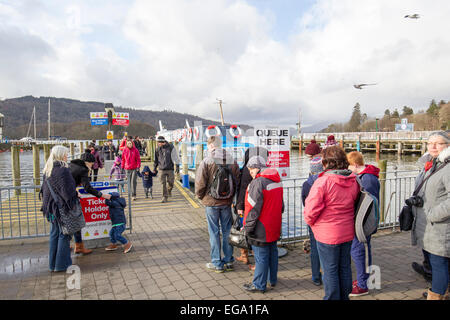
[
  {"xmin": 304, "ymin": 146, "xmax": 360, "ymax": 300},
  {"xmin": 121, "ymin": 139, "xmax": 141, "ymax": 200}
]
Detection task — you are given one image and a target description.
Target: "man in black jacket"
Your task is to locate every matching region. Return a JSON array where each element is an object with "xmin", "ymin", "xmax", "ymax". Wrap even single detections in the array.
[
  {"xmin": 69, "ymin": 151, "xmax": 111, "ymax": 255},
  {"xmin": 102, "ymin": 140, "xmax": 117, "ymax": 161},
  {"xmin": 154, "ymin": 136, "xmax": 180, "ymax": 203}
]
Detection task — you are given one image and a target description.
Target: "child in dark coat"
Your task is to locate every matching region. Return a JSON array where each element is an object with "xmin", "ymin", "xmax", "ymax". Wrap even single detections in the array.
[
  {"xmin": 138, "ymin": 166, "xmax": 157, "ymax": 199},
  {"xmin": 105, "ymin": 192, "xmax": 132, "ymax": 253}
]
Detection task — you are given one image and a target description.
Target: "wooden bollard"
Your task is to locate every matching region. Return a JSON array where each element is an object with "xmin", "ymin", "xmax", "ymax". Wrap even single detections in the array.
[
  {"xmin": 339, "ymin": 137, "xmax": 344, "ymax": 149},
  {"xmin": 421, "ymin": 142, "xmax": 427, "ymax": 154},
  {"xmin": 378, "ymin": 159, "xmax": 387, "ymax": 224},
  {"xmin": 299, "ymin": 135, "xmax": 303, "ymax": 154},
  {"xmin": 43, "ymin": 144, "xmax": 51, "ymax": 163},
  {"xmin": 376, "ymin": 135, "xmax": 381, "ymax": 162},
  {"xmin": 195, "ymin": 143, "xmax": 204, "ymax": 168},
  {"xmin": 11, "ymin": 146, "xmax": 21, "ymax": 196},
  {"xmin": 33, "ymin": 144, "xmax": 40, "ymax": 188},
  {"xmin": 397, "ymin": 142, "xmax": 403, "ymax": 157},
  {"xmin": 79, "ymin": 142, "xmax": 84, "ymax": 155},
  {"xmin": 70, "ymin": 143, "xmax": 75, "ymax": 158}
]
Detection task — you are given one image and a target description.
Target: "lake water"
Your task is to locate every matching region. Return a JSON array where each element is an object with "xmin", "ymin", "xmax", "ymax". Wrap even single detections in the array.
[{"xmin": 0, "ymin": 147, "xmax": 421, "ymax": 239}]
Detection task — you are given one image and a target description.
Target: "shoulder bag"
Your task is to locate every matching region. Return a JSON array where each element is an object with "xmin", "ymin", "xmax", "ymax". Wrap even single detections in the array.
[
  {"xmin": 228, "ymin": 206, "xmax": 250, "ymax": 249},
  {"xmin": 46, "ymin": 179, "xmax": 86, "ymax": 235}
]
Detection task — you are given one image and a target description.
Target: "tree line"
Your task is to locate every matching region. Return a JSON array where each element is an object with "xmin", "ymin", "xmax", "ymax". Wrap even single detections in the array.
[{"xmin": 321, "ymin": 99, "xmax": 449, "ymax": 133}]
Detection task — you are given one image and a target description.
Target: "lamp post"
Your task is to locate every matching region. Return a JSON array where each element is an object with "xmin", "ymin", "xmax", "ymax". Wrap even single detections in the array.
[{"xmin": 104, "ymin": 103, "xmax": 115, "ymax": 160}]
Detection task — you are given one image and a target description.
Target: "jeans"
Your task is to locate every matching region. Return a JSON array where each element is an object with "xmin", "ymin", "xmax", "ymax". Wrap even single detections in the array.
[
  {"xmin": 308, "ymin": 226, "xmax": 322, "ymax": 283},
  {"xmin": 126, "ymin": 169, "xmax": 138, "ymax": 197},
  {"xmin": 350, "ymin": 235, "xmax": 372, "ymax": 289},
  {"xmin": 49, "ymin": 219, "xmax": 72, "ymax": 272},
  {"xmin": 422, "ymin": 249, "xmax": 432, "ymax": 274},
  {"xmin": 252, "ymin": 243, "xmax": 278, "ymax": 291},
  {"xmin": 144, "ymin": 187, "xmax": 153, "ymax": 198},
  {"xmin": 160, "ymin": 170, "xmax": 174, "ymax": 198},
  {"xmin": 205, "ymin": 205, "xmax": 234, "ymax": 269},
  {"xmin": 316, "ymin": 240, "xmax": 353, "ymax": 300},
  {"xmin": 426, "ymin": 251, "xmax": 449, "ymax": 295},
  {"xmin": 74, "ymin": 230, "xmax": 82, "ymax": 243},
  {"xmin": 92, "ymin": 168, "xmax": 99, "ymax": 182},
  {"xmin": 109, "ymin": 224, "xmax": 128, "ymax": 245}
]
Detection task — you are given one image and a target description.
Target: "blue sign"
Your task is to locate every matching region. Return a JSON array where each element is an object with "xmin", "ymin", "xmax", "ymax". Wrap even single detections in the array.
[{"xmin": 91, "ymin": 119, "xmax": 108, "ymax": 126}]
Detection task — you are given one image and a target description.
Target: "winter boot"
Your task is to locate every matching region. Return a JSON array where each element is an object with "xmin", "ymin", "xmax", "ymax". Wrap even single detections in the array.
[
  {"xmin": 427, "ymin": 289, "xmax": 444, "ymax": 300},
  {"xmin": 74, "ymin": 242, "xmax": 93, "ymax": 255},
  {"xmin": 235, "ymin": 249, "xmax": 249, "ymax": 264}
]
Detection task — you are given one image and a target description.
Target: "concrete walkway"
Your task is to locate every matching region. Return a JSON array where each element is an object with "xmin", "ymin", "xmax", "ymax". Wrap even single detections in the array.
[{"xmin": 0, "ymin": 174, "xmax": 429, "ymax": 300}]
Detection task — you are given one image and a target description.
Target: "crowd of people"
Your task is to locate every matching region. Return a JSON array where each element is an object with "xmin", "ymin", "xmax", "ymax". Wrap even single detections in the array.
[{"xmin": 39, "ymin": 130, "xmax": 449, "ymax": 300}]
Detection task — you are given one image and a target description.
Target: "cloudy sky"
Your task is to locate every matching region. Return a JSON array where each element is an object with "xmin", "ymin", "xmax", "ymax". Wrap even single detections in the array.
[{"xmin": 1, "ymin": 0, "xmax": 449, "ymax": 128}]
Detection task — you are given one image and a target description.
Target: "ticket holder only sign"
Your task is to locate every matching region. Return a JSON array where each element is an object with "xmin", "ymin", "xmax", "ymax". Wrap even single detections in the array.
[
  {"xmin": 78, "ymin": 182, "xmax": 118, "ymax": 240},
  {"xmin": 254, "ymin": 127, "xmax": 290, "ymax": 178}
]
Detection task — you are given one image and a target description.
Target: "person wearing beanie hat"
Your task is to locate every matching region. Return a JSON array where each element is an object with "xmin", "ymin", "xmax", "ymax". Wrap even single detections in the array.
[
  {"xmin": 69, "ymin": 150, "xmax": 112, "ymax": 255},
  {"xmin": 242, "ymin": 157, "xmax": 283, "ymax": 293},
  {"xmin": 324, "ymin": 135, "xmax": 338, "ymax": 148},
  {"xmin": 156, "ymin": 136, "xmax": 166, "ymax": 143},
  {"xmin": 305, "ymin": 140, "xmax": 322, "ymax": 158}
]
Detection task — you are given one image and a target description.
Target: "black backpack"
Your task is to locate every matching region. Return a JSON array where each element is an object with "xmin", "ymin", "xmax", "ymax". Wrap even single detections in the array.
[{"xmin": 209, "ymin": 162, "xmax": 235, "ymax": 200}]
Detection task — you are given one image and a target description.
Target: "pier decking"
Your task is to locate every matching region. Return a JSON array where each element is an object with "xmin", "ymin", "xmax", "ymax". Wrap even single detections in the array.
[{"xmin": 0, "ymin": 168, "xmax": 429, "ymax": 300}]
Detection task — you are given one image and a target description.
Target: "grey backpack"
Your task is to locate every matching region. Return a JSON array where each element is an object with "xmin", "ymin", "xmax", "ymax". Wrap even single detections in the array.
[{"xmin": 354, "ymin": 176, "xmax": 379, "ymax": 271}]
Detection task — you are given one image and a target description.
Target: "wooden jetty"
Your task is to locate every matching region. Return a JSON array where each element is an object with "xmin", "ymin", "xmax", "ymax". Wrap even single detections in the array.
[{"xmin": 291, "ymin": 131, "xmax": 433, "ymax": 157}]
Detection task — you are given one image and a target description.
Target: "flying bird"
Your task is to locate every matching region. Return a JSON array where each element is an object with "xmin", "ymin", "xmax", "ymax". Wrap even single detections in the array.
[
  {"xmin": 404, "ymin": 14, "xmax": 420, "ymax": 19},
  {"xmin": 354, "ymin": 83, "xmax": 377, "ymax": 90}
]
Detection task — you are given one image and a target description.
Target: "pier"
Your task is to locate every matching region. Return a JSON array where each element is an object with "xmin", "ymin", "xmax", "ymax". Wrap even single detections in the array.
[
  {"xmin": 0, "ymin": 136, "xmax": 434, "ymax": 300},
  {"xmin": 292, "ymin": 131, "xmax": 432, "ymax": 156},
  {"xmin": 0, "ymin": 169, "xmax": 430, "ymax": 300}
]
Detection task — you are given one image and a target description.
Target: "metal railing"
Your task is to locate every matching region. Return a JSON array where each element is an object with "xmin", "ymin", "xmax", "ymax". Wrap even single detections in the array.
[
  {"xmin": 0, "ymin": 179, "xmax": 132, "ymax": 240},
  {"xmin": 295, "ymin": 131, "xmax": 433, "ymax": 141},
  {"xmin": 279, "ymin": 172, "xmax": 418, "ymax": 245}
]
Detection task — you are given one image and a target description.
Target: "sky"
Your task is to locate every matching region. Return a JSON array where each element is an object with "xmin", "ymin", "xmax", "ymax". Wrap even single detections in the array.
[{"xmin": 1, "ymin": 0, "xmax": 449, "ymax": 128}]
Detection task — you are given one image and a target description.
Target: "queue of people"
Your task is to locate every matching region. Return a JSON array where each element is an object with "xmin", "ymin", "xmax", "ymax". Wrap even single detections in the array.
[{"xmin": 39, "ymin": 131, "xmax": 448, "ymax": 300}]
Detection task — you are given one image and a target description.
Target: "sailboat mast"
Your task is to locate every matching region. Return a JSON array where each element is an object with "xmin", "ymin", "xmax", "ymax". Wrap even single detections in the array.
[{"xmin": 34, "ymin": 106, "xmax": 36, "ymax": 140}]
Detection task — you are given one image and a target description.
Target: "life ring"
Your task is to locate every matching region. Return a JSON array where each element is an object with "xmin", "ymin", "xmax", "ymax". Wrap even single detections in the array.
[
  {"xmin": 193, "ymin": 127, "xmax": 200, "ymax": 140},
  {"xmin": 181, "ymin": 129, "xmax": 187, "ymax": 142},
  {"xmin": 205, "ymin": 125, "xmax": 221, "ymax": 138},
  {"xmin": 187, "ymin": 128, "xmax": 193, "ymax": 141},
  {"xmin": 229, "ymin": 125, "xmax": 242, "ymax": 139}
]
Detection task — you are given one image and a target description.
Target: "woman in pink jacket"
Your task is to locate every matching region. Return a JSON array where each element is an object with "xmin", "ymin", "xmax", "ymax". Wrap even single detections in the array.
[
  {"xmin": 304, "ymin": 146, "xmax": 360, "ymax": 300},
  {"xmin": 121, "ymin": 139, "xmax": 141, "ymax": 200}
]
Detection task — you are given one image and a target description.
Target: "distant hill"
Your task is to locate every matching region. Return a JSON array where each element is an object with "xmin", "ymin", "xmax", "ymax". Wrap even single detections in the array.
[{"xmin": 0, "ymin": 96, "xmax": 249, "ymax": 139}]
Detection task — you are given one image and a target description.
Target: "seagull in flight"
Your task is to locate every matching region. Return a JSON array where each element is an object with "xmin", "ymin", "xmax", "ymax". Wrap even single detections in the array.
[
  {"xmin": 404, "ymin": 14, "xmax": 420, "ymax": 19},
  {"xmin": 354, "ymin": 83, "xmax": 377, "ymax": 89}
]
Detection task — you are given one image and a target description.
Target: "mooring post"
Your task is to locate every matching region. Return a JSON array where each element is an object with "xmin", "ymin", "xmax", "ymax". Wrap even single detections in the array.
[
  {"xmin": 195, "ymin": 143, "xmax": 204, "ymax": 169},
  {"xmin": 70, "ymin": 143, "xmax": 75, "ymax": 158},
  {"xmin": 181, "ymin": 143, "xmax": 189, "ymax": 188},
  {"xmin": 299, "ymin": 134, "xmax": 303, "ymax": 154},
  {"xmin": 378, "ymin": 159, "xmax": 387, "ymax": 223},
  {"xmin": 33, "ymin": 144, "xmax": 40, "ymax": 188},
  {"xmin": 43, "ymin": 144, "xmax": 51, "ymax": 162},
  {"xmin": 11, "ymin": 145, "xmax": 21, "ymax": 196},
  {"xmin": 340, "ymin": 136, "xmax": 344, "ymax": 149},
  {"xmin": 397, "ymin": 141, "xmax": 403, "ymax": 157},
  {"xmin": 421, "ymin": 142, "xmax": 427, "ymax": 154},
  {"xmin": 376, "ymin": 135, "xmax": 381, "ymax": 162}
]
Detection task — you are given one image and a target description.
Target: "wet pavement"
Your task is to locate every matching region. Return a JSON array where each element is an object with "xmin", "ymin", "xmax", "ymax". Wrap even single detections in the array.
[{"xmin": 0, "ymin": 177, "xmax": 431, "ymax": 300}]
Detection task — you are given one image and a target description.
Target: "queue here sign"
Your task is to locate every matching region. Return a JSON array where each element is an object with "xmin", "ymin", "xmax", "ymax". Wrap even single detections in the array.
[{"xmin": 254, "ymin": 128, "xmax": 291, "ymax": 179}]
